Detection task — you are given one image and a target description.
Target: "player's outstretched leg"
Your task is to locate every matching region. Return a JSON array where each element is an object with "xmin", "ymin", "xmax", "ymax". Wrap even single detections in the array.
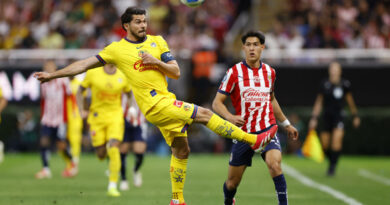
[{"xmin": 195, "ymin": 107, "xmax": 277, "ymax": 152}]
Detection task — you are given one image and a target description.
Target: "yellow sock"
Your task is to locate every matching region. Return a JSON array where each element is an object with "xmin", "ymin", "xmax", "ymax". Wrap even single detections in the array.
[
  {"xmin": 206, "ymin": 114, "xmax": 256, "ymax": 145},
  {"xmin": 170, "ymin": 155, "xmax": 187, "ymax": 204},
  {"xmin": 59, "ymin": 151, "xmax": 72, "ymax": 169},
  {"xmin": 107, "ymin": 146, "xmax": 121, "ymax": 183},
  {"xmin": 69, "ymin": 133, "xmax": 82, "ymax": 163}
]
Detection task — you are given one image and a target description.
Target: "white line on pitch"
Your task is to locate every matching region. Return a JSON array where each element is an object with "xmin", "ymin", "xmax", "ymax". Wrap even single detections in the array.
[
  {"xmin": 283, "ymin": 163, "xmax": 363, "ymax": 205},
  {"xmin": 358, "ymin": 169, "xmax": 390, "ymax": 186}
]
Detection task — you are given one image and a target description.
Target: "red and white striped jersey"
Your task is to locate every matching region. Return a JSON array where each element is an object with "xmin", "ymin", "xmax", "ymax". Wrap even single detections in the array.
[
  {"xmin": 218, "ymin": 61, "xmax": 276, "ymax": 133},
  {"xmin": 122, "ymin": 93, "xmax": 146, "ymax": 127},
  {"xmin": 40, "ymin": 78, "xmax": 71, "ymax": 127}
]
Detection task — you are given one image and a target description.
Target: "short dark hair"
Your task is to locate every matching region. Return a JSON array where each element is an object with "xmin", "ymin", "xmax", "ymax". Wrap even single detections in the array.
[
  {"xmin": 241, "ymin": 30, "xmax": 265, "ymax": 44},
  {"xmin": 121, "ymin": 7, "xmax": 146, "ymax": 31}
]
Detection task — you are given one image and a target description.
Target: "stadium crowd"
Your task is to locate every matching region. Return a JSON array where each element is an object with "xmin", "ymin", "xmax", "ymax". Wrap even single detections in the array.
[
  {"xmin": 267, "ymin": 0, "xmax": 390, "ymax": 49},
  {"xmin": 1, "ymin": 0, "xmax": 389, "ymax": 51}
]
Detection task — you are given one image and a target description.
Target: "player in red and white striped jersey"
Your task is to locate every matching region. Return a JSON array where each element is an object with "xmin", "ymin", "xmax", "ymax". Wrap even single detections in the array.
[
  {"xmin": 213, "ymin": 31, "xmax": 299, "ymax": 205},
  {"xmin": 36, "ymin": 60, "xmax": 77, "ymax": 179},
  {"xmin": 119, "ymin": 92, "xmax": 148, "ymax": 190}
]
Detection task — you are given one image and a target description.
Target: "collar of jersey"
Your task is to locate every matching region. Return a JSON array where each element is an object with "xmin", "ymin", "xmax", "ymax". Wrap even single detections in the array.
[
  {"xmin": 242, "ymin": 60, "xmax": 262, "ymax": 70},
  {"xmin": 124, "ymin": 36, "xmax": 148, "ymax": 44}
]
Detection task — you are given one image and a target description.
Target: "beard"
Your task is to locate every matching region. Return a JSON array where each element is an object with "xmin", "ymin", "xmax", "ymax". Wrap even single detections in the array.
[{"xmin": 130, "ymin": 29, "xmax": 146, "ymax": 41}]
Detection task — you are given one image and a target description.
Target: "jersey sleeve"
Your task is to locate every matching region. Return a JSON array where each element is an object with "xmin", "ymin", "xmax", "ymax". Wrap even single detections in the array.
[
  {"xmin": 343, "ymin": 79, "xmax": 351, "ymax": 93},
  {"xmin": 80, "ymin": 70, "xmax": 93, "ymax": 88},
  {"xmin": 96, "ymin": 42, "xmax": 117, "ymax": 65},
  {"xmin": 218, "ymin": 68, "xmax": 236, "ymax": 95},
  {"xmin": 155, "ymin": 35, "xmax": 175, "ymax": 63}
]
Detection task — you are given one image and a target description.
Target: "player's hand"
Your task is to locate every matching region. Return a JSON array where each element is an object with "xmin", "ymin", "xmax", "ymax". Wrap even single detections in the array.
[
  {"xmin": 33, "ymin": 72, "xmax": 52, "ymax": 83},
  {"xmin": 141, "ymin": 53, "xmax": 160, "ymax": 65},
  {"xmin": 285, "ymin": 125, "xmax": 299, "ymax": 140},
  {"xmin": 227, "ymin": 115, "xmax": 245, "ymax": 127},
  {"xmin": 308, "ymin": 118, "xmax": 317, "ymax": 130},
  {"xmin": 353, "ymin": 116, "xmax": 360, "ymax": 128}
]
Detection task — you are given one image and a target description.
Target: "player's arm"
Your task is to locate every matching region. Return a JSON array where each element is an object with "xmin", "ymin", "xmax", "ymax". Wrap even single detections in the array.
[
  {"xmin": 212, "ymin": 92, "xmax": 245, "ymax": 127},
  {"xmin": 0, "ymin": 96, "xmax": 7, "ymax": 114},
  {"xmin": 76, "ymin": 86, "xmax": 88, "ymax": 119},
  {"xmin": 34, "ymin": 57, "xmax": 102, "ymax": 83},
  {"xmin": 271, "ymin": 92, "xmax": 298, "ymax": 140},
  {"xmin": 345, "ymin": 92, "xmax": 360, "ymax": 128},
  {"xmin": 141, "ymin": 53, "xmax": 180, "ymax": 79},
  {"xmin": 309, "ymin": 93, "xmax": 323, "ymax": 130}
]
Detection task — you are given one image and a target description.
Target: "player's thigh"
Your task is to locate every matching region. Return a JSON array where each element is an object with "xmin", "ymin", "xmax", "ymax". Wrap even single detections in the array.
[
  {"xmin": 146, "ymin": 98, "xmax": 197, "ymax": 132},
  {"xmin": 264, "ymin": 149, "xmax": 283, "ymax": 177},
  {"xmin": 132, "ymin": 141, "xmax": 147, "ymax": 153},
  {"xmin": 106, "ymin": 119, "xmax": 124, "ymax": 143},
  {"xmin": 331, "ymin": 128, "xmax": 344, "ymax": 151},
  {"xmin": 320, "ymin": 131, "xmax": 331, "ymax": 150},
  {"xmin": 89, "ymin": 122, "xmax": 107, "ymax": 147}
]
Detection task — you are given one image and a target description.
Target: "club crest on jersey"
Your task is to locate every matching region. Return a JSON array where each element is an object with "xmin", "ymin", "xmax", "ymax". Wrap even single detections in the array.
[
  {"xmin": 253, "ymin": 76, "xmax": 260, "ymax": 84},
  {"xmin": 138, "ymin": 50, "xmax": 146, "ymax": 57},
  {"xmin": 151, "ymin": 42, "xmax": 156, "ymax": 47},
  {"xmin": 173, "ymin": 100, "xmax": 183, "ymax": 108},
  {"xmin": 183, "ymin": 103, "xmax": 191, "ymax": 111}
]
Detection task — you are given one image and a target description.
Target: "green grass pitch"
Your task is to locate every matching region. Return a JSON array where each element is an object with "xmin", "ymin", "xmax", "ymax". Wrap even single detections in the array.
[{"xmin": 0, "ymin": 153, "xmax": 389, "ymax": 205}]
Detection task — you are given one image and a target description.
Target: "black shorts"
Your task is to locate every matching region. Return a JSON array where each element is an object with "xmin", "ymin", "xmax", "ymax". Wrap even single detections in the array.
[
  {"xmin": 123, "ymin": 120, "xmax": 147, "ymax": 143},
  {"xmin": 40, "ymin": 125, "xmax": 67, "ymax": 141},
  {"xmin": 322, "ymin": 113, "xmax": 344, "ymax": 132},
  {"xmin": 229, "ymin": 125, "xmax": 281, "ymax": 167}
]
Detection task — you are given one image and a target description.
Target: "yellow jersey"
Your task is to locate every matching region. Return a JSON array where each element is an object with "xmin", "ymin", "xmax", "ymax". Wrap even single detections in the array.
[
  {"xmin": 97, "ymin": 35, "xmax": 176, "ymax": 115},
  {"xmin": 67, "ymin": 78, "xmax": 82, "ymax": 120},
  {"xmin": 81, "ymin": 67, "xmax": 131, "ymax": 123}
]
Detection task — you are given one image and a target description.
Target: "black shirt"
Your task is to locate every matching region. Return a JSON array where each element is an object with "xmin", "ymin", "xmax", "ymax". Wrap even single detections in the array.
[{"xmin": 320, "ymin": 78, "xmax": 351, "ymax": 115}]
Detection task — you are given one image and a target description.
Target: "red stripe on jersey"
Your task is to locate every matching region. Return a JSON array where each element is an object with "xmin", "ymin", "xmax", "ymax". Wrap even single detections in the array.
[
  {"xmin": 252, "ymin": 68, "xmax": 261, "ymax": 87},
  {"xmin": 262, "ymin": 63, "xmax": 269, "ymax": 88},
  {"xmin": 268, "ymin": 101, "xmax": 276, "ymax": 125},
  {"xmin": 241, "ymin": 64, "xmax": 250, "ymax": 87},
  {"xmin": 242, "ymin": 102, "xmax": 251, "ymax": 132},
  {"xmin": 224, "ymin": 65, "xmax": 237, "ymax": 93},
  {"xmin": 271, "ymin": 67, "xmax": 276, "ymax": 91},
  {"xmin": 250, "ymin": 102, "xmax": 261, "ymax": 133},
  {"xmin": 259, "ymin": 102, "xmax": 267, "ymax": 130}
]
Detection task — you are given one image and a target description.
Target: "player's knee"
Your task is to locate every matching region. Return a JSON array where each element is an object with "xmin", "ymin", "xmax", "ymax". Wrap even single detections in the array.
[
  {"xmin": 226, "ymin": 178, "xmax": 240, "ymax": 189},
  {"xmin": 267, "ymin": 160, "xmax": 282, "ymax": 174},
  {"xmin": 176, "ymin": 146, "xmax": 190, "ymax": 159},
  {"xmin": 108, "ymin": 139, "xmax": 120, "ymax": 148}
]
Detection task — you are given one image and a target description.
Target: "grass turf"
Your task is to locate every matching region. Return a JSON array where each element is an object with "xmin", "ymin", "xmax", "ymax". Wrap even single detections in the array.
[{"xmin": 0, "ymin": 153, "xmax": 389, "ymax": 205}]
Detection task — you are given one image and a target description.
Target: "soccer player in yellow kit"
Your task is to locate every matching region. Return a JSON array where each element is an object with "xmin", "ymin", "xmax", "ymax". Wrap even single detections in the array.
[
  {"xmin": 66, "ymin": 77, "xmax": 83, "ymax": 165},
  {"xmin": 77, "ymin": 64, "xmax": 131, "ymax": 197},
  {"xmin": 34, "ymin": 7, "xmax": 277, "ymax": 204}
]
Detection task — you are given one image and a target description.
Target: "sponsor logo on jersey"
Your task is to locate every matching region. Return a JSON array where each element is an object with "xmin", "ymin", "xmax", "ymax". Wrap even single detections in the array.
[
  {"xmin": 242, "ymin": 88, "xmax": 269, "ymax": 102},
  {"xmin": 173, "ymin": 100, "xmax": 183, "ymax": 108},
  {"xmin": 133, "ymin": 59, "xmax": 159, "ymax": 72}
]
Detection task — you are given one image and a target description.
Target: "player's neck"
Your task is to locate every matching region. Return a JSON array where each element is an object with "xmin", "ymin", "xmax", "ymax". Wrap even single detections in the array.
[
  {"xmin": 126, "ymin": 33, "xmax": 146, "ymax": 43},
  {"xmin": 245, "ymin": 60, "xmax": 261, "ymax": 68}
]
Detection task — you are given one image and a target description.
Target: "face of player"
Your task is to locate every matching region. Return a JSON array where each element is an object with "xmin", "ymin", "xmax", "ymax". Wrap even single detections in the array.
[
  {"xmin": 328, "ymin": 62, "xmax": 342, "ymax": 84},
  {"xmin": 242, "ymin": 37, "xmax": 265, "ymax": 65},
  {"xmin": 125, "ymin": 14, "xmax": 147, "ymax": 41},
  {"xmin": 43, "ymin": 61, "xmax": 57, "ymax": 73}
]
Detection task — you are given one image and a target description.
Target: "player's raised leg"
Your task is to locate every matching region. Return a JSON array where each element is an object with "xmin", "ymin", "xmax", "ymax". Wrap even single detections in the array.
[{"xmin": 194, "ymin": 107, "xmax": 278, "ymax": 152}]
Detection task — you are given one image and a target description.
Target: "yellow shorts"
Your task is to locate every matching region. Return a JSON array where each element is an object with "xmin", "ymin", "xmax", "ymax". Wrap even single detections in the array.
[
  {"xmin": 145, "ymin": 98, "xmax": 198, "ymax": 146},
  {"xmin": 88, "ymin": 118, "xmax": 124, "ymax": 147}
]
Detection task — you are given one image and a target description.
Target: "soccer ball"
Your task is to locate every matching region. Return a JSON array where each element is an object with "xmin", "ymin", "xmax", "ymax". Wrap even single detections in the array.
[{"xmin": 180, "ymin": 0, "xmax": 205, "ymax": 8}]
